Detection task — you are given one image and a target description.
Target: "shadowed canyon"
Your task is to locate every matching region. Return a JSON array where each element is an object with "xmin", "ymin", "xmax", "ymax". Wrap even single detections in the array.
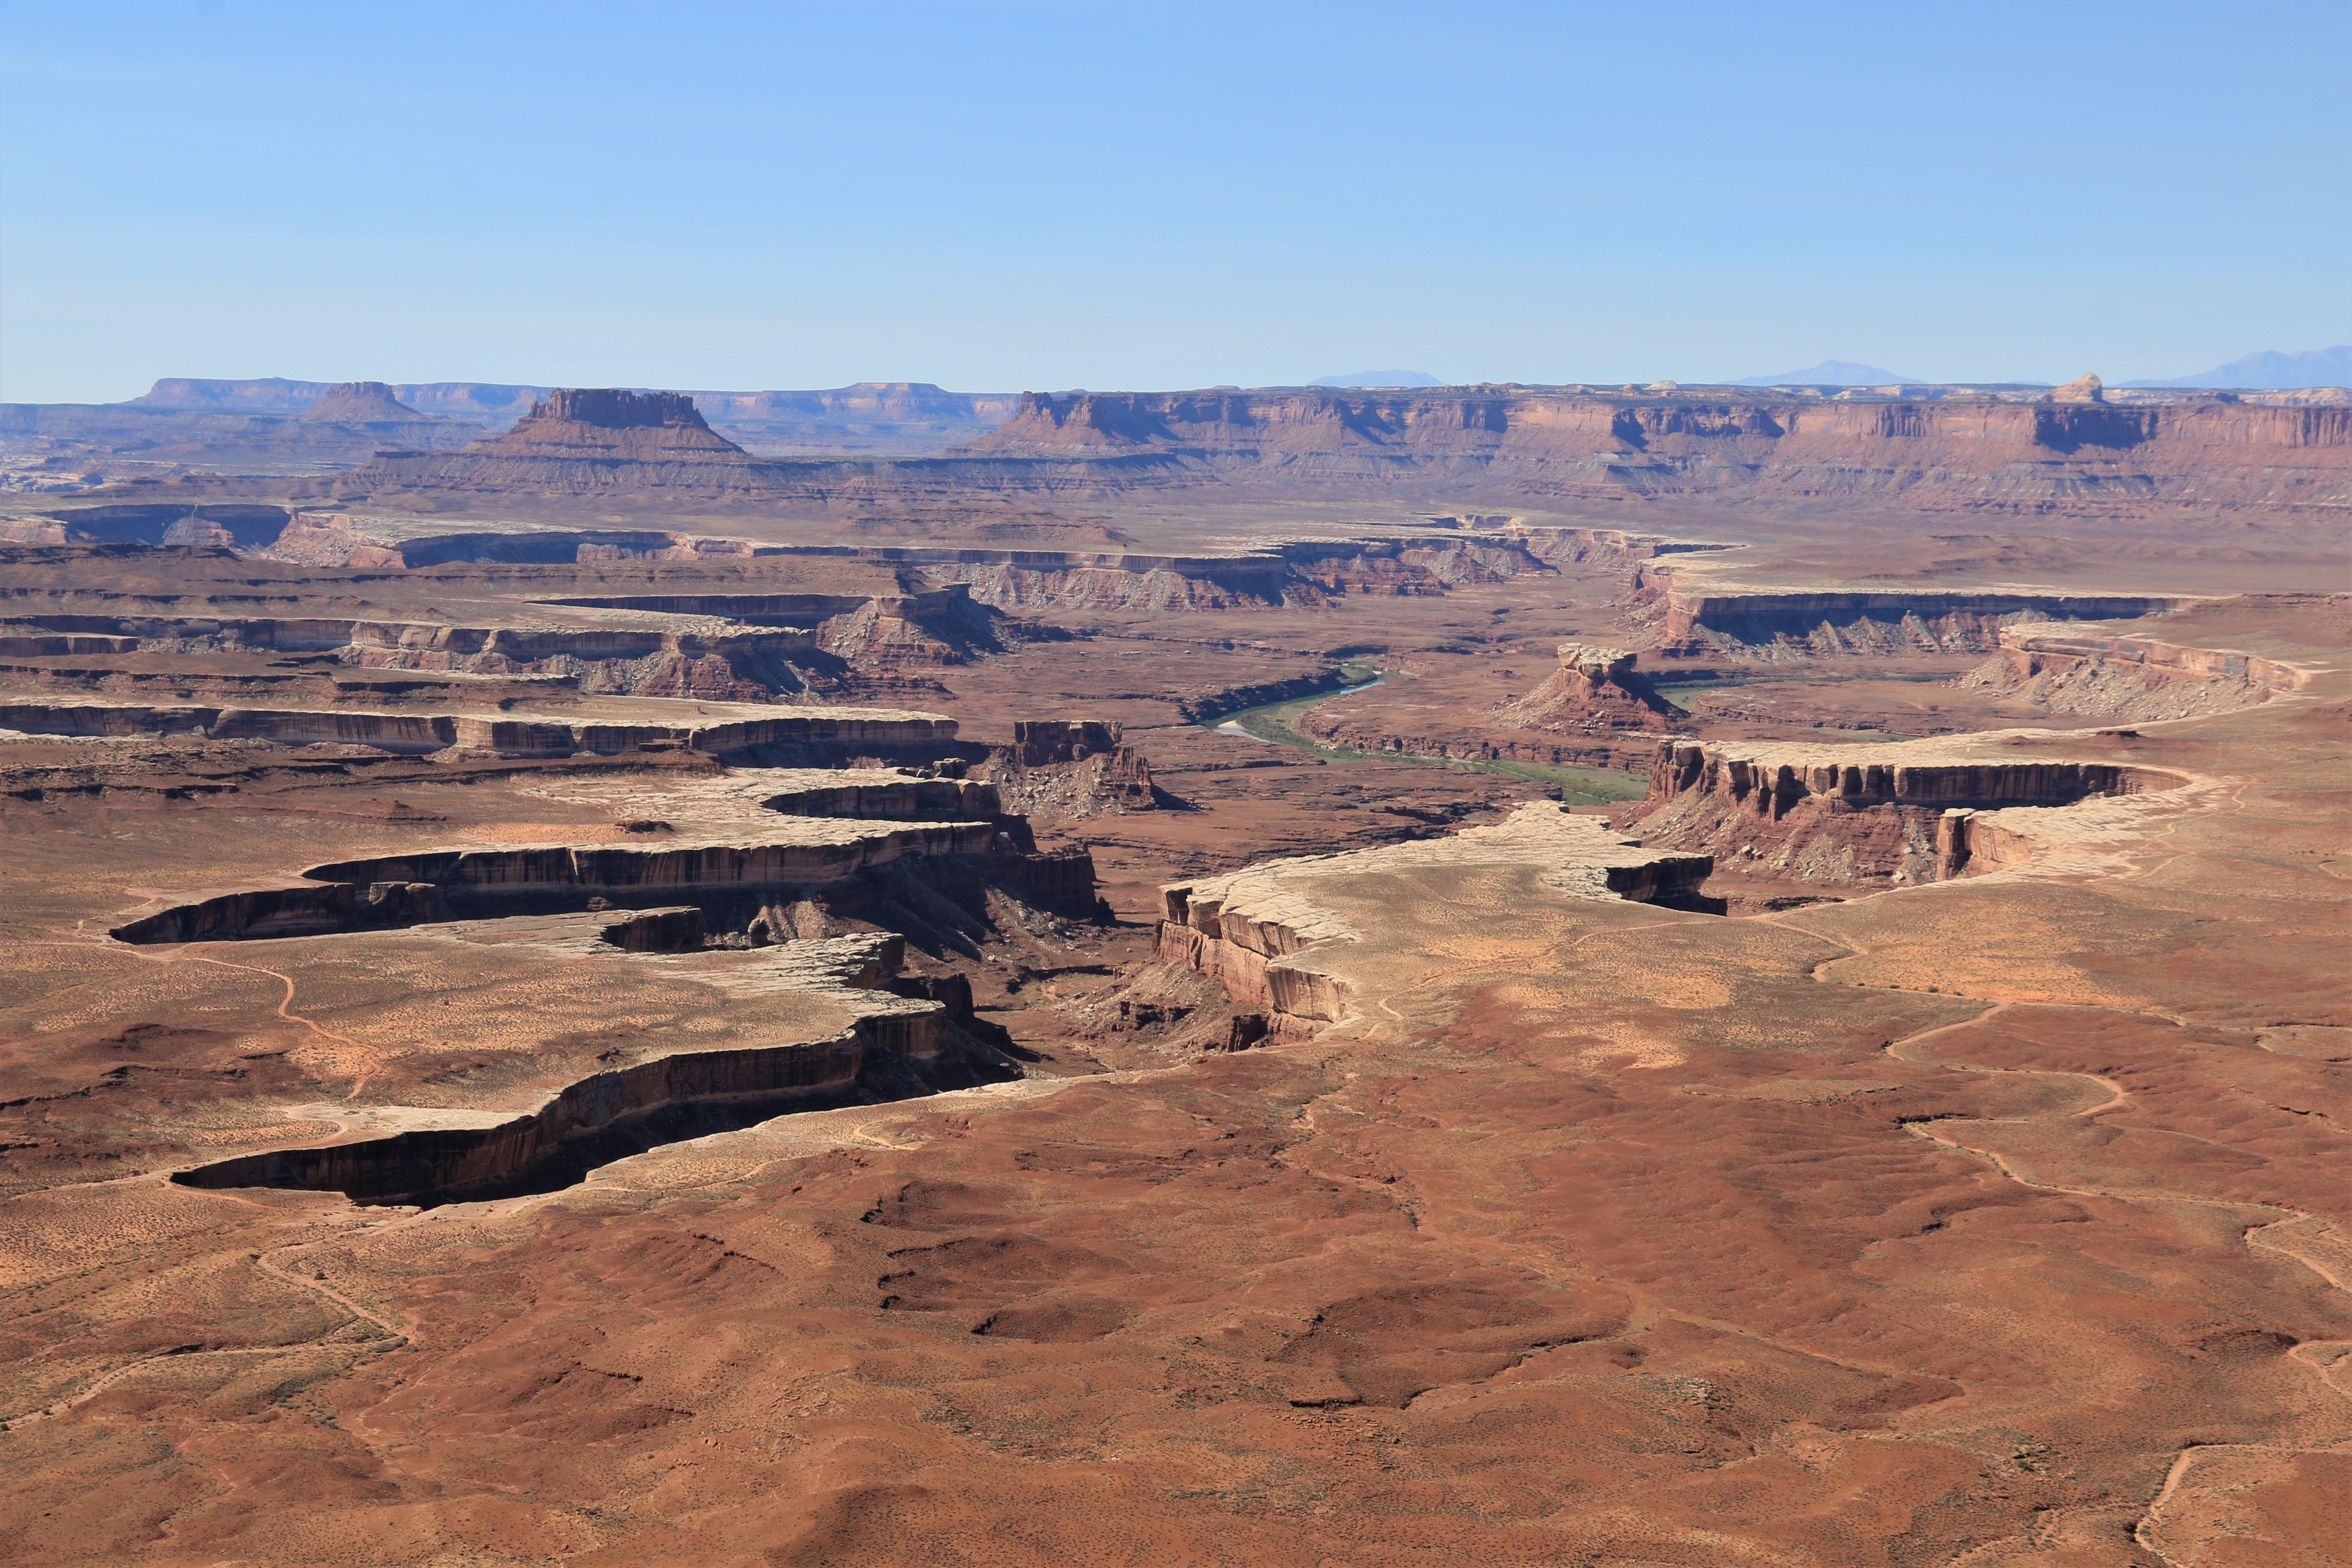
[{"xmin": 0, "ymin": 372, "xmax": 2346, "ymax": 1568}]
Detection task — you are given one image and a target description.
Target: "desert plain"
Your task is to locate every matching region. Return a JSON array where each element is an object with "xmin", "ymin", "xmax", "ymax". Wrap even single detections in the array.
[{"xmin": 0, "ymin": 375, "xmax": 2343, "ymax": 1566}]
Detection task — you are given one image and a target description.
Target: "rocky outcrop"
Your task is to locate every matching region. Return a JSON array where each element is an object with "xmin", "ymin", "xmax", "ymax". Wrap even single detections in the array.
[
  {"xmin": 0, "ymin": 512, "xmax": 1622, "ymax": 619},
  {"xmin": 296, "ymin": 382, "xmax": 440, "ymax": 424},
  {"xmin": 1288, "ymin": 706, "xmax": 1657, "ymax": 774},
  {"xmin": 0, "ymin": 502, "xmax": 299, "ymax": 550},
  {"xmin": 1952, "ymin": 622, "xmax": 2312, "ymax": 721},
  {"xmin": 685, "ymin": 383, "xmax": 1020, "ymax": 453},
  {"xmin": 109, "ymin": 815, "xmax": 1020, "ymax": 944},
  {"xmin": 1635, "ymin": 738, "xmax": 2187, "ymax": 887},
  {"xmin": 170, "ymin": 935, "xmax": 945, "ymax": 1205},
  {"xmin": 999, "ymin": 720, "xmax": 1124, "ymax": 766},
  {"xmin": 32, "ymin": 383, "xmax": 2352, "ymax": 509},
  {"xmin": 13, "ymin": 606, "xmax": 821, "ymax": 699},
  {"xmin": 1647, "ymin": 738, "xmax": 2180, "ymax": 813},
  {"xmin": 755, "ymin": 770, "xmax": 1006, "ymax": 823},
  {"xmin": 119, "ymin": 377, "xmax": 1020, "ymax": 450},
  {"xmin": 951, "ymin": 386, "xmax": 2352, "ymax": 509},
  {"xmin": 547, "ymin": 586, "xmax": 1008, "ymax": 670},
  {"xmin": 265, "ymin": 513, "xmax": 759, "ymax": 569},
  {"xmin": 1159, "ymin": 804, "xmax": 1715, "ymax": 1035},
  {"xmin": 0, "ymin": 698, "xmax": 957, "ymax": 759},
  {"xmin": 976, "ymin": 721, "xmax": 1157, "ymax": 821},
  {"xmin": 1495, "ymin": 643, "xmax": 1684, "ymax": 732},
  {"xmin": 348, "ymin": 388, "xmax": 763, "ymax": 491},
  {"xmin": 468, "ymin": 388, "xmax": 752, "ymax": 461},
  {"xmin": 1658, "ymin": 588, "xmax": 2193, "ymax": 656},
  {"xmin": 1178, "ymin": 668, "xmax": 1351, "ymax": 723}
]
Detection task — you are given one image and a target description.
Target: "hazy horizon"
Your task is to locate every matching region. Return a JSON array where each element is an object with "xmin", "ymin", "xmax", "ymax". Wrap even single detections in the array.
[{"xmin": 3, "ymin": 1, "xmax": 2346, "ymax": 402}]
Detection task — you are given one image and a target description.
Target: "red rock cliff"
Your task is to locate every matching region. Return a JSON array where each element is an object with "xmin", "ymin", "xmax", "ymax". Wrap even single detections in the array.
[{"xmin": 955, "ymin": 388, "xmax": 2350, "ymax": 508}]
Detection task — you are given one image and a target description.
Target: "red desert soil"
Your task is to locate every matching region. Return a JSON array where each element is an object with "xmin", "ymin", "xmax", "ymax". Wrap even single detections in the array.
[{"xmin": 0, "ymin": 435, "xmax": 2344, "ymax": 1565}]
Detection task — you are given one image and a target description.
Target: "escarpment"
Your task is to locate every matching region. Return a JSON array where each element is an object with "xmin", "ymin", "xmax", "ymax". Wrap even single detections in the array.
[
  {"xmin": 0, "ymin": 698, "xmax": 956, "ymax": 759},
  {"xmin": 169, "ymin": 934, "xmax": 962, "ymax": 1207},
  {"xmin": 543, "ymin": 584, "xmax": 1017, "ymax": 683},
  {"xmin": 1657, "ymin": 588, "xmax": 2194, "ymax": 656},
  {"xmin": 1953, "ymin": 622, "xmax": 2314, "ymax": 721},
  {"xmin": 754, "ymin": 769, "xmax": 1008, "ymax": 824},
  {"xmin": 0, "ymin": 594, "xmax": 1006, "ymax": 701},
  {"xmin": 949, "ymin": 386, "xmax": 2351, "ymax": 508},
  {"xmin": 1634, "ymin": 738, "xmax": 2189, "ymax": 888},
  {"xmin": 432, "ymin": 387, "xmax": 753, "ymax": 463},
  {"xmin": 25, "ymin": 381, "xmax": 2350, "ymax": 513},
  {"xmin": 973, "ymin": 720, "xmax": 1157, "ymax": 821},
  {"xmin": 108, "ymin": 806, "xmax": 1100, "ymax": 944},
  {"xmin": 1158, "ymin": 804, "xmax": 1715, "ymax": 1035}
]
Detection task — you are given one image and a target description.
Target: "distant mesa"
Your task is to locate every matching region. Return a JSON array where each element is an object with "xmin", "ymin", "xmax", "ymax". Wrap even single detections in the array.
[
  {"xmin": 111, "ymin": 378, "xmax": 1024, "ymax": 453},
  {"xmin": 297, "ymin": 381, "xmax": 438, "ymax": 423},
  {"xmin": 1310, "ymin": 370, "xmax": 1442, "ymax": 388},
  {"xmin": 1729, "ymin": 359, "xmax": 1925, "ymax": 387},
  {"xmin": 469, "ymin": 388, "xmax": 753, "ymax": 462},
  {"xmin": 2050, "ymin": 372, "xmax": 2105, "ymax": 404},
  {"xmin": 2124, "ymin": 346, "xmax": 2352, "ymax": 390}
]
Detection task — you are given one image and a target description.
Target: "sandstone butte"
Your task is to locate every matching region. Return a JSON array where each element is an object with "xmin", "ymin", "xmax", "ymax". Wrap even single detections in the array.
[
  {"xmin": 292, "ymin": 382, "xmax": 446, "ymax": 426},
  {"xmin": 0, "ymin": 378, "xmax": 2344, "ymax": 1568}
]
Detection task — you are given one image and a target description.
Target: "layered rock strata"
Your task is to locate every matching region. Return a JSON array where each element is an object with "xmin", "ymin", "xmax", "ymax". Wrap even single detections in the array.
[
  {"xmin": 954, "ymin": 387, "xmax": 2352, "ymax": 508},
  {"xmin": 1289, "ymin": 706, "xmax": 1655, "ymax": 773},
  {"xmin": 1658, "ymin": 588, "xmax": 2193, "ymax": 655},
  {"xmin": 0, "ymin": 512, "xmax": 1654, "ymax": 616},
  {"xmin": 976, "ymin": 720, "xmax": 1156, "ymax": 820},
  {"xmin": 1954, "ymin": 623, "xmax": 2314, "ymax": 721},
  {"xmin": 1637, "ymin": 737, "xmax": 2187, "ymax": 887},
  {"xmin": 170, "ymin": 934, "xmax": 944, "ymax": 1205},
  {"xmin": 0, "ymin": 699, "xmax": 954, "ymax": 759},
  {"xmin": 1159, "ymin": 804, "xmax": 1714, "ymax": 1035},
  {"xmin": 110, "ymin": 818, "xmax": 1018, "ymax": 944},
  {"xmin": 754, "ymin": 769, "xmax": 1007, "ymax": 823},
  {"xmin": 0, "ymin": 608, "xmax": 828, "ymax": 701},
  {"xmin": 454, "ymin": 388, "xmax": 753, "ymax": 463},
  {"xmin": 295, "ymin": 382, "xmax": 441, "ymax": 424},
  {"xmin": 542, "ymin": 585, "xmax": 1014, "ymax": 684},
  {"xmin": 1496, "ymin": 643, "xmax": 1684, "ymax": 732}
]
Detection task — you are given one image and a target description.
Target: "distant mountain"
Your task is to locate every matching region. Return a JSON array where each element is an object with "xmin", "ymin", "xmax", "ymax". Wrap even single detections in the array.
[
  {"xmin": 297, "ymin": 381, "xmax": 440, "ymax": 423},
  {"xmin": 2123, "ymin": 347, "xmax": 2352, "ymax": 389},
  {"xmin": 1728, "ymin": 360, "xmax": 1924, "ymax": 387},
  {"xmin": 108, "ymin": 377, "xmax": 1021, "ymax": 453},
  {"xmin": 1310, "ymin": 370, "xmax": 1442, "ymax": 388}
]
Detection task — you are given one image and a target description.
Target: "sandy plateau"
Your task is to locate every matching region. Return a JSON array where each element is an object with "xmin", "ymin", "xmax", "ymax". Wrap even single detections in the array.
[{"xmin": 0, "ymin": 381, "xmax": 2345, "ymax": 1566}]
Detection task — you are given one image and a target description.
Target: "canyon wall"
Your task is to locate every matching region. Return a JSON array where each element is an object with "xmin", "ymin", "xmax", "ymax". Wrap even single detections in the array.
[
  {"xmin": 0, "ymin": 511, "xmax": 1666, "ymax": 622},
  {"xmin": 974, "ymin": 720, "xmax": 1157, "ymax": 821},
  {"xmin": 21, "ymin": 384, "xmax": 2347, "ymax": 509},
  {"xmin": 1951, "ymin": 622, "xmax": 2312, "ymax": 722},
  {"xmin": 1158, "ymin": 805, "xmax": 1716, "ymax": 1035},
  {"xmin": 1634, "ymin": 738, "xmax": 2187, "ymax": 888},
  {"xmin": 0, "ymin": 699, "xmax": 956, "ymax": 759},
  {"xmin": 170, "ymin": 935, "xmax": 941, "ymax": 1205},
  {"xmin": 951, "ymin": 388, "xmax": 2352, "ymax": 508},
  {"xmin": 1657, "ymin": 589, "xmax": 2194, "ymax": 655},
  {"xmin": 109, "ymin": 820, "xmax": 1013, "ymax": 944}
]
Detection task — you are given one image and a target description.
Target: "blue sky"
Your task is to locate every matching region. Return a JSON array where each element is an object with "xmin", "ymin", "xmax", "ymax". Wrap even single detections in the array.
[{"xmin": 2, "ymin": 1, "xmax": 2345, "ymax": 400}]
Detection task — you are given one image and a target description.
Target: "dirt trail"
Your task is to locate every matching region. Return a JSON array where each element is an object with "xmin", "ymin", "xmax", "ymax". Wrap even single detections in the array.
[{"xmin": 5, "ymin": 1231, "xmax": 407, "ymax": 1430}]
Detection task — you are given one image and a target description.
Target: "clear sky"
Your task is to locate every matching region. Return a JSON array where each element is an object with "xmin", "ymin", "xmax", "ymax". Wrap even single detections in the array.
[{"xmin": 3, "ymin": 0, "xmax": 2346, "ymax": 401}]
